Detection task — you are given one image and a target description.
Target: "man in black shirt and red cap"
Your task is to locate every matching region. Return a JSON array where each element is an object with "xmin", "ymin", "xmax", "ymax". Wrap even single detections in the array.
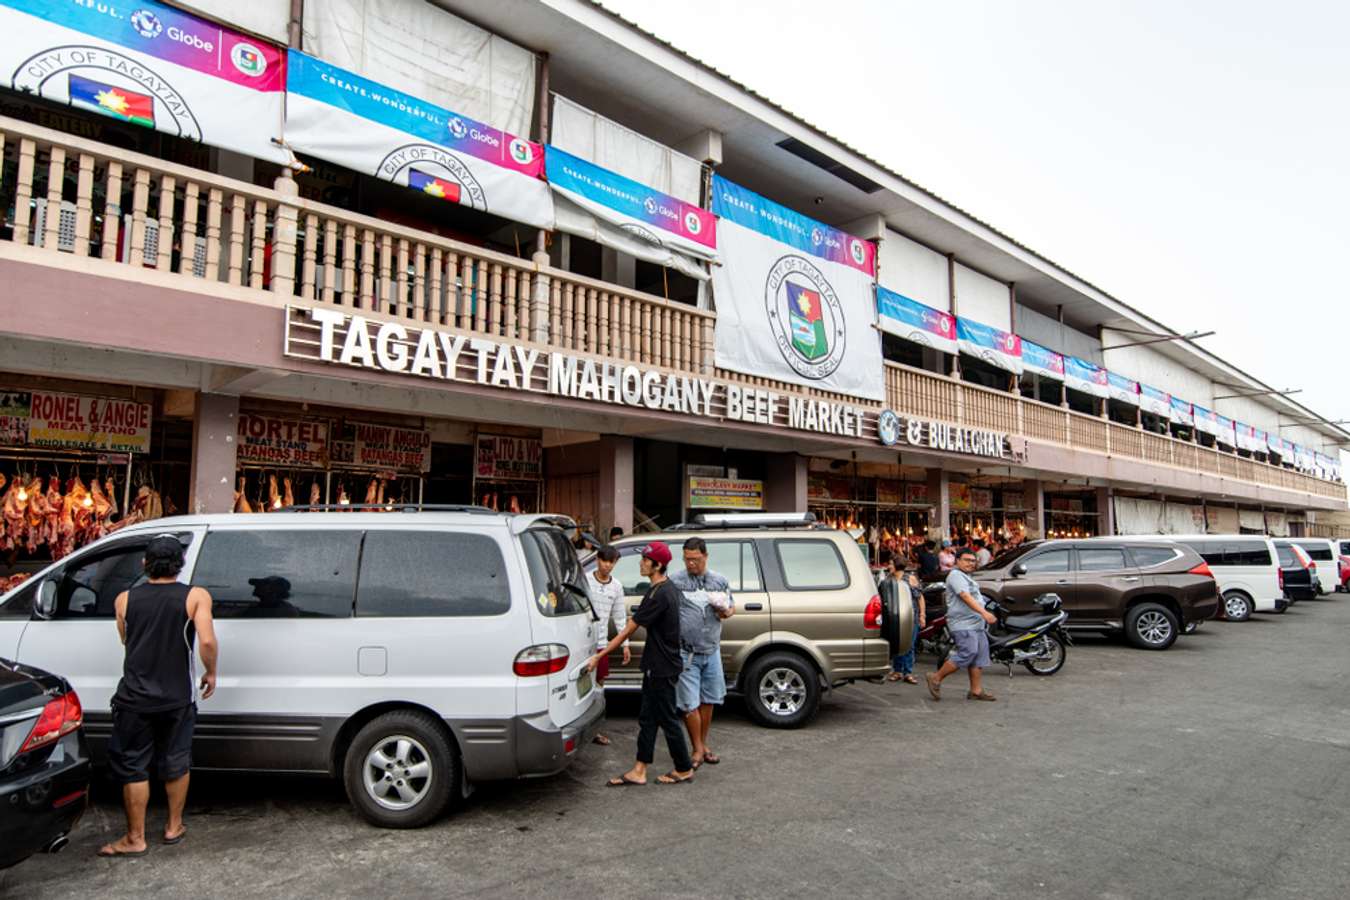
[
  {"xmin": 98, "ymin": 535, "xmax": 219, "ymax": 857},
  {"xmin": 588, "ymin": 540, "xmax": 693, "ymax": 786}
]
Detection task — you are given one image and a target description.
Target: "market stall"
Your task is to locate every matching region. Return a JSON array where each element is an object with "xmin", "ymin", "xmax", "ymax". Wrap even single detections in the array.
[{"xmin": 473, "ymin": 433, "xmax": 543, "ymax": 514}]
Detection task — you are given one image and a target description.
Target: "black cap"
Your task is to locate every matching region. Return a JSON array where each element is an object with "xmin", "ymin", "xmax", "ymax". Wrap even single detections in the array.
[{"xmin": 145, "ymin": 534, "xmax": 185, "ymax": 564}]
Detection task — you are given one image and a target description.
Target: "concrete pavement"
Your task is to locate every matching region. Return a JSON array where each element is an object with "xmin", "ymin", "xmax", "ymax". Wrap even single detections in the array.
[{"xmin": 5, "ymin": 595, "xmax": 1349, "ymax": 899}]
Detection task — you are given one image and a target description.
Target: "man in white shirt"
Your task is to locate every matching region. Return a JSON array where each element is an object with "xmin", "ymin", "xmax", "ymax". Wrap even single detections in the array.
[
  {"xmin": 586, "ymin": 545, "xmax": 630, "ymax": 746},
  {"xmin": 974, "ymin": 538, "xmax": 992, "ymax": 569}
]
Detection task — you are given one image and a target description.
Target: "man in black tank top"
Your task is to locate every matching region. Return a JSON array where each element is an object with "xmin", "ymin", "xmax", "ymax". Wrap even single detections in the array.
[{"xmin": 98, "ymin": 535, "xmax": 218, "ymax": 858}]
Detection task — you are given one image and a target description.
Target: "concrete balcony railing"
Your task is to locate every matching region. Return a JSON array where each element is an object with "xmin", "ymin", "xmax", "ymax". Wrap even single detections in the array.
[
  {"xmin": 0, "ymin": 115, "xmax": 1342, "ymax": 501},
  {"xmin": 0, "ymin": 114, "xmax": 866, "ymax": 409},
  {"xmin": 885, "ymin": 362, "xmax": 1346, "ymax": 500}
]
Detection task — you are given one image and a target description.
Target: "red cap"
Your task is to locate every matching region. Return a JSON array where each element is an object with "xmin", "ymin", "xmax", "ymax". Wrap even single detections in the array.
[{"xmin": 641, "ymin": 541, "xmax": 673, "ymax": 567}]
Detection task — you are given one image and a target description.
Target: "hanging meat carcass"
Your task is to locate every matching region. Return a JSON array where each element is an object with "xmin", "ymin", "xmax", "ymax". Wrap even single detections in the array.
[
  {"xmin": 376, "ymin": 478, "xmax": 388, "ymax": 509},
  {"xmin": 364, "ymin": 478, "xmax": 378, "ymax": 507},
  {"xmin": 233, "ymin": 476, "xmax": 253, "ymax": 514},
  {"xmin": 88, "ymin": 478, "xmax": 113, "ymax": 540},
  {"xmin": 106, "ymin": 485, "xmax": 161, "ymax": 535},
  {"xmin": 66, "ymin": 476, "xmax": 96, "ymax": 546},
  {"xmin": 309, "ymin": 481, "xmax": 321, "ymax": 509},
  {"xmin": 43, "ymin": 478, "xmax": 62, "ymax": 549},
  {"xmin": 3, "ymin": 478, "xmax": 27, "ymax": 552},
  {"xmin": 336, "ymin": 483, "xmax": 350, "ymax": 508},
  {"xmin": 267, "ymin": 474, "xmax": 281, "ymax": 512},
  {"xmin": 282, "ymin": 476, "xmax": 295, "ymax": 509},
  {"xmin": 25, "ymin": 477, "xmax": 50, "ymax": 554},
  {"xmin": 105, "ymin": 476, "xmax": 118, "ymax": 519}
]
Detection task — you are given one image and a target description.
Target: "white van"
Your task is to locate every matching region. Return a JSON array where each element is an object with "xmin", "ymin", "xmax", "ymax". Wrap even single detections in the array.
[
  {"xmin": 1287, "ymin": 538, "xmax": 1338, "ymax": 594},
  {"xmin": 0, "ymin": 511, "xmax": 603, "ymax": 829},
  {"xmin": 1121, "ymin": 535, "xmax": 1282, "ymax": 621}
]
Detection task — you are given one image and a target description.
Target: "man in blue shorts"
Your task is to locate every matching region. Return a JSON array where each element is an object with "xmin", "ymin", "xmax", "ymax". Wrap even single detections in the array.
[
  {"xmin": 926, "ymin": 547, "xmax": 998, "ymax": 702},
  {"xmin": 670, "ymin": 537, "xmax": 734, "ymax": 767}
]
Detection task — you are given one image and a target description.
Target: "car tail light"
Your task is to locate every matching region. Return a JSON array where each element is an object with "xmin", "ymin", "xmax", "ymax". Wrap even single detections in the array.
[
  {"xmin": 513, "ymin": 644, "xmax": 570, "ymax": 677},
  {"xmin": 1278, "ymin": 568, "xmax": 1284, "ymax": 589},
  {"xmin": 1307, "ymin": 561, "xmax": 1316, "ymax": 572},
  {"xmin": 864, "ymin": 594, "xmax": 882, "ymax": 630},
  {"xmin": 17, "ymin": 690, "xmax": 83, "ymax": 755},
  {"xmin": 1188, "ymin": 562, "xmax": 1214, "ymax": 579}
]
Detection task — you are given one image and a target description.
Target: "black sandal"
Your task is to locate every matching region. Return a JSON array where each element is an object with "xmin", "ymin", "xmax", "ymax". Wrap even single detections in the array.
[
  {"xmin": 657, "ymin": 771, "xmax": 694, "ymax": 785},
  {"xmin": 606, "ymin": 774, "xmax": 645, "ymax": 787}
]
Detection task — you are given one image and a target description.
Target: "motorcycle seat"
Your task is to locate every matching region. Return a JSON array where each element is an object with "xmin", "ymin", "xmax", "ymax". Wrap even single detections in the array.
[{"xmin": 1003, "ymin": 613, "xmax": 1058, "ymax": 630}]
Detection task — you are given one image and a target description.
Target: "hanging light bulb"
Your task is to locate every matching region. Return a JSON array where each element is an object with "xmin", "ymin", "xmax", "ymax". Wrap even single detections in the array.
[
  {"xmin": 272, "ymin": 496, "xmax": 282, "ymax": 510},
  {"xmin": 16, "ymin": 484, "xmax": 28, "ymax": 503}
]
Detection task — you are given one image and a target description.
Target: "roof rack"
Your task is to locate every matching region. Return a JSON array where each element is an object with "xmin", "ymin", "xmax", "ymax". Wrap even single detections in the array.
[
  {"xmin": 278, "ymin": 504, "xmax": 497, "ymax": 514},
  {"xmin": 672, "ymin": 512, "xmax": 823, "ymax": 531}
]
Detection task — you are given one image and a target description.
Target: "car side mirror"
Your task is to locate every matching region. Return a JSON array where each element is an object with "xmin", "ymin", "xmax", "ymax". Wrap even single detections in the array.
[
  {"xmin": 37, "ymin": 580, "xmax": 57, "ymax": 619},
  {"xmin": 1011, "ymin": 563, "xmax": 1028, "ymax": 578}
]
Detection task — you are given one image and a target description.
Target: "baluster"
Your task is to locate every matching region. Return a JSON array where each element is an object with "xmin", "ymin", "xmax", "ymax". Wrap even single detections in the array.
[
  {"xmin": 488, "ymin": 263, "xmax": 504, "ymax": 335},
  {"xmin": 661, "ymin": 308, "xmax": 672, "ymax": 367},
  {"xmin": 377, "ymin": 235, "xmax": 393, "ymax": 313},
  {"xmin": 156, "ymin": 175, "xmax": 175, "ymax": 270},
  {"xmin": 322, "ymin": 219, "xmax": 339, "ymax": 304},
  {"xmin": 43, "ymin": 146, "xmax": 65, "ymax": 252},
  {"xmin": 73, "ymin": 153, "xmax": 94, "ymax": 257},
  {"xmin": 444, "ymin": 251, "xmax": 460, "ymax": 327},
  {"xmin": 127, "ymin": 168, "xmax": 152, "ymax": 268},
  {"xmin": 101, "ymin": 160, "xmax": 123, "ymax": 260},
  {"xmin": 179, "ymin": 182, "xmax": 199, "ymax": 274},
  {"xmin": 586, "ymin": 288, "xmax": 598, "ymax": 352},
  {"xmin": 428, "ymin": 247, "xmax": 443, "ymax": 323},
  {"xmin": 339, "ymin": 223, "xmax": 355, "ymax": 305},
  {"xmin": 300, "ymin": 213, "xmax": 317, "ymax": 299},
  {"xmin": 203, "ymin": 188, "xmax": 222, "ymax": 280},
  {"xmin": 470, "ymin": 259, "xmax": 487, "ymax": 332},
  {"xmin": 226, "ymin": 194, "xmax": 247, "ymax": 284},
  {"xmin": 641, "ymin": 304, "xmax": 653, "ymax": 363},
  {"xmin": 561, "ymin": 282, "xmax": 575, "ymax": 349},
  {"xmin": 598, "ymin": 290, "xmax": 611, "ymax": 355},
  {"xmin": 518, "ymin": 272, "xmax": 532, "ymax": 340},
  {"xmin": 248, "ymin": 199, "xmax": 267, "ymax": 288},
  {"xmin": 359, "ymin": 228, "xmax": 376, "ymax": 309},
  {"xmin": 395, "ymin": 238, "xmax": 410, "ymax": 316},
  {"xmin": 504, "ymin": 266, "xmax": 518, "ymax": 338},
  {"xmin": 13, "ymin": 138, "xmax": 36, "ymax": 245},
  {"xmin": 550, "ymin": 279, "xmax": 562, "ymax": 347}
]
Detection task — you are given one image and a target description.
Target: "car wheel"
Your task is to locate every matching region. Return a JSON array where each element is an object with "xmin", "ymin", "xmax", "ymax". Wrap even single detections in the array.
[
  {"xmin": 343, "ymin": 710, "xmax": 457, "ymax": 829},
  {"xmin": 1222, "ymin": 591, "xmax": 1254, "ymax": 622},
  {"xmin": 1125, "ymin": 602, "xmax": 1179, "ymax": 650},
  {"xmin": 743, "ymin": 651, "xmax": 820, "ymax": 729},
  {"xmin": 1021, "ymin": 632, "xmax": 1067, "ymax": 675}
]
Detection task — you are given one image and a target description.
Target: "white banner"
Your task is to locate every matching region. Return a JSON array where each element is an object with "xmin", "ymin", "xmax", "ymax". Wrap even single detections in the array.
[
  {"xmin": 284, "ymin": 50, "xmax": 554, "ymax": 230},
  {"xmin": 710, "ymin": 177, "xmax": 884, "ymax": 401},
  {"xmin": 1, "ymin": 0, "xmax": 287, "ymax": 162}
]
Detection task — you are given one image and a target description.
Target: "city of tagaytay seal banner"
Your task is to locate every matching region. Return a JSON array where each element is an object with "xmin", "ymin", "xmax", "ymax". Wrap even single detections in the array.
[{"xmin": 709, "ymin": 175, "xmax": 884, "ymax": 401}]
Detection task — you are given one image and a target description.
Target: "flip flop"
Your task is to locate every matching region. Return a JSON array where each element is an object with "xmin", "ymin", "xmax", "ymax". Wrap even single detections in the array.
[
  {"xmin": 885, "ymin": 672, "xmax": 905, "ymax": 682},
  {"xmin": 657, "ymin": 771, "xmax": 694, "ymax": 785},
  {"xmin": 902, "ymin": 675, "xmax": 919, "ymax": 684},
  {"xmin": 606, "ymin": 775, "xmax": 645, "ymax": 787},
  {"xmin": 690, "ymin": 758, "xmax": 704, "ymax": 770},
  {"xmin": 97, "ymin": 843, "xmax": 148, "ymax": 858},
  {"xmin": 163, "ymin": 827, "xmax": 187, "ymax": 845},
  {"xmin": 702, "ymin": 752, "xmax": 721, "ymax": 765}
]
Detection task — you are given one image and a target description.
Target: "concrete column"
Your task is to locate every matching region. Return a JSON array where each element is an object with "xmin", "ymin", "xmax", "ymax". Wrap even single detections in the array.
[
  {"xmin": 1022, "ymin": 479, "xmax": 1045, "ymax": 539},
  {"xmin": 1095, "ymin": 486, "xmax": 1115, "ymax": 536},
  {"xmin": 927, "ymin": 468, "xmax": 950, "ymax": 540},
  {"xmin": 600, "ymin": 248, "xmax": 636, "ymax": 289},
  {"xmin": 597, "ymin": 435, "xmax": 634, "ymax": 536},
  {"xmin": 764, "ymin": 453, "xmax": 808, "ymax": 512},
  {"xmin": 189, "ymin": 393, "xmax": 240, "ymax": 514}
]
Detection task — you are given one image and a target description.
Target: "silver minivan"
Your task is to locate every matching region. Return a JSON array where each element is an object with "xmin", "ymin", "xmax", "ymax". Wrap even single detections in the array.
[{"xmin": 0, "ymin": 509, "xmax": 603, "ymax": 828}]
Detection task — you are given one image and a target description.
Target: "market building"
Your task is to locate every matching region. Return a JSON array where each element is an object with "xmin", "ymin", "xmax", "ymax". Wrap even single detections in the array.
[{"xmin": 1, "ymin": 0, "xmax": 1346, "ymax": 576}]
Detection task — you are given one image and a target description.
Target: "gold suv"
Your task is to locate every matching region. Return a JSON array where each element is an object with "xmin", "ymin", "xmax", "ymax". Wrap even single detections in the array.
[{"xmin": 589, "ymin": 513, "xmax": 913, "ymax": 728}]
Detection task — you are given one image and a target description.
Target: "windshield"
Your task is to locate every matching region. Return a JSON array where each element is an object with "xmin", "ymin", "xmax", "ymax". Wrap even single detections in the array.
[{"xmin": 987, "ymin": 543, "xmax": 1042, "ymax": 571}]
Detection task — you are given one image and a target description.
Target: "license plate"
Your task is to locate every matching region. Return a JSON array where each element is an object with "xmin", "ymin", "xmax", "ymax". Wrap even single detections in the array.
[{"xmin": 576, "ymin": 668, "xmax": 592, "ymax": 698}]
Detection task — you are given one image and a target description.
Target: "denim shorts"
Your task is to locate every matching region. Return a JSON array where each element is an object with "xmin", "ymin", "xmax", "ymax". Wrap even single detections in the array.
[
  {"xmin": 677, "ymin": 648, "xmax": 727, "ymax": 712},
  {"xmin": 949, "ymin": 628, "xmax": 990, "ymax": 669}
]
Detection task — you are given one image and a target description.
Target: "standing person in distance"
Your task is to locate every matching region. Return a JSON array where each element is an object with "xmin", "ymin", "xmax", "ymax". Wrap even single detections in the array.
[
  {"xmin": 585, "ymin": 545, "xmax": 630, "ymax": 746},
  {"xmin": 884, "ymin": 555, "xmax": 926, "ymax": 684},
  {"xmin": 99, "ymin": 535, "xmax": 218, "ymax": 857},
  {"xmin": 917, "ymin": 540, "xmax": 942, "ymax": 583},
  {"xmin": 973, "ymin": 538, "xmax": 992, "ymax": 569},
  {"xmin": 926, "ymin": 547, "xmax": 997, "ymax": 702},
  {"xmin": 588, "ymin": 542, "xmax": 694, "ymax": 785},
  {"xmin": 938, "ymin": 539, "xmax": 957, "ymax": 573},
  {"xmin": 670, "ymin": 537, "xmax": 734, "ymax": 768}
]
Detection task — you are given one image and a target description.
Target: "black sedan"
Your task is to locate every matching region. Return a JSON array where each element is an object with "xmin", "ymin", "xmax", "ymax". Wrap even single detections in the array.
[{"xmin": 0, "ymin": 658, "xmax": 91, "ymax": 869}]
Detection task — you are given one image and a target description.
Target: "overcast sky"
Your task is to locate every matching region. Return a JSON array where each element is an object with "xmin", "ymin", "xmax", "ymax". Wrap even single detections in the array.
[{"xmin": 602, "ymin": 0, "xmax": 1349, "ymax": 453}]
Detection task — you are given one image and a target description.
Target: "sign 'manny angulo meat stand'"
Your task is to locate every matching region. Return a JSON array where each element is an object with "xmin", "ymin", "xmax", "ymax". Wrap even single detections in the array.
[{"xmin": 283, "ymin": 304, "xmax": 1018, "ymax": 461}]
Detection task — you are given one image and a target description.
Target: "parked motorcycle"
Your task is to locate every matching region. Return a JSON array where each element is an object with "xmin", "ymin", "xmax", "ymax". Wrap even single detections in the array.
[{"xmin": 983, "ymin": 594, "xmax": 1071, "ymax": 676}]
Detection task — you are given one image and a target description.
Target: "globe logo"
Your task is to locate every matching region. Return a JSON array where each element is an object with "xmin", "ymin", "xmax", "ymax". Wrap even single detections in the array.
[
  {"xmin": 644, "ymin": 197, "xmax": 658, "ymax": 216},
  {"xmin": 448, "ymin": 118, "xmax": 468, "ymax": 140},
  {"xmin": 810, "ymin": 227, "xmax": 823, "ymax": 246},
  {"xmin": 131, "ymin": 9, "xmax": 163, "ymax": 39}
]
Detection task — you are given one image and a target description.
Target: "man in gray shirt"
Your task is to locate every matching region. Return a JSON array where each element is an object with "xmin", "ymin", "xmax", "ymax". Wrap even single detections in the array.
[
  {"xmin": 926, "ymin": 547, "xmax": 998, "ymax": 702},
  {"xmin": 669, "ymin": 537, "xmax": 734, "ymax": 767}
]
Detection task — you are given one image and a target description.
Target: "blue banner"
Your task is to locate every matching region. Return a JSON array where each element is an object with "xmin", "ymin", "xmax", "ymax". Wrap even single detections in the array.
[
  {"xmin": 1064, "ymin": 356, "xmax": 1108, "ymax": 398},
  {"xmin": 956, "ymin": 317, "xmax": 1022, "ymax": 374},
  {"xmin": 1106, "ymin": 372, "xmax": 1139, "ymax": 405},
  {"xmin": 711, "ymin": 175, "xmax": 875, "ymax": 275},
  {"xmin": 1169, "ymin": 395, "xmax": 1194, "ymax": 426},
  {"xmin": 876, "ymin": 287, "xmax": 957, "ymax": 354},
  {"xmin": 1139, "ymin": 383, "xmax": 1170, "ymax": 418},
  {"xmin": 1021, "ymin": 339, "xmax": 1064, "ymax": 380}
]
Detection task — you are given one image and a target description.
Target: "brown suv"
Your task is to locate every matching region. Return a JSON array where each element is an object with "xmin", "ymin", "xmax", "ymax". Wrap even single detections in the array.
[{"xmin": 949, "ymin": 539, "xmax": 1219, "ymax": 650}]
